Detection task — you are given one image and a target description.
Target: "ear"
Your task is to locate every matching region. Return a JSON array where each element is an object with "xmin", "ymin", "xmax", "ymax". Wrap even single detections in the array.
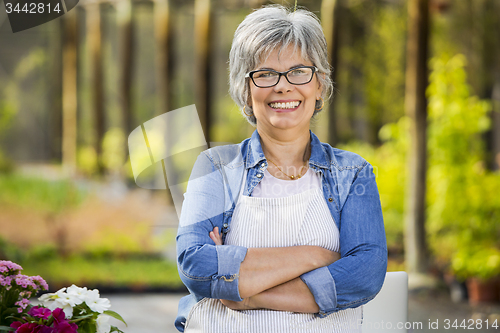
[{"xmin": 316, "ymin": 73, "xmax": 325, "ymax": 100}]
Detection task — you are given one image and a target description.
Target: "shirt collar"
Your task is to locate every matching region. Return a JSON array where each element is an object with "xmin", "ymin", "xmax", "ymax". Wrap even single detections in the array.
[{"xmin": 245, "ymin": 129, "xmax": 330, "ymax": 170}]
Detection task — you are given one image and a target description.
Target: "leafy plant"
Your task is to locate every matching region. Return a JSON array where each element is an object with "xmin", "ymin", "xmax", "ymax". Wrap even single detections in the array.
[
  {"xmin": 452, "ymin": 247, "xmax": 500, "ymax": 281},
  {"xmin": 426, "ymin": 54, "xmax": 499, "ymax": 265}
]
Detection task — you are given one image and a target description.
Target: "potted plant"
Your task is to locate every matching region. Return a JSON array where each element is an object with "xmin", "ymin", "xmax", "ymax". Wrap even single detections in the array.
[{"xmin": 451, "ymin": 247, "xmax": 500, "ymax": 304}]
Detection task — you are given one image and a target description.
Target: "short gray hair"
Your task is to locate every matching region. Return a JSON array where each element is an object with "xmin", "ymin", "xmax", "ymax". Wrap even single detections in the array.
[{"xmin": 229, "ymin": 5, "xmax": 333, "ymax": 125}]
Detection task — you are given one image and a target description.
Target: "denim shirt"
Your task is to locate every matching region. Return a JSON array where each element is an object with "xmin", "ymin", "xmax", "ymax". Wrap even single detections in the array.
[{"xmin": 175, "ymin": 130, "xmax": 387, "ymax": 332}]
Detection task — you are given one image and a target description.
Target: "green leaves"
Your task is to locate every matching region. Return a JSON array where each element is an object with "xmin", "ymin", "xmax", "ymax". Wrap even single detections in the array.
[
  {"xmin": 103, "ymin": 310, "xmax": 127, "ymax": 326},
  {"xmin": 0, "ymin": 325, "xmax": 15, "ymax": 332}
]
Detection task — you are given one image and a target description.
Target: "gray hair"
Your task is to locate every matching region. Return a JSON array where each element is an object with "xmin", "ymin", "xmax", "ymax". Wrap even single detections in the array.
[{"xmin": 229, "ymin": 5, "xmax": 333, "ymax": 126}]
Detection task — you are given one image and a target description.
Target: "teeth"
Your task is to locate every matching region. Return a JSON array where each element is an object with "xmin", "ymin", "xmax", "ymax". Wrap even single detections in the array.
[{"xmin": 269, "ymin": 101, "xmax": 300, "ymax": 109}]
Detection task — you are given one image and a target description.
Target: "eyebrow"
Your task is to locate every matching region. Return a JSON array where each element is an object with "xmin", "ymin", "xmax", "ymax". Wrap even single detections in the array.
[{"xmin": 256, "ymin": 64, "xmax": 307, "ymax": 71}]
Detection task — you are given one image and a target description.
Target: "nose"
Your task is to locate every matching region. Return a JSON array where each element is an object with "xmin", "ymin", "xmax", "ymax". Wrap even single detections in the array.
[{"xmin": 273, "ymin": 73, "xmax": 294, "ymax": 93}]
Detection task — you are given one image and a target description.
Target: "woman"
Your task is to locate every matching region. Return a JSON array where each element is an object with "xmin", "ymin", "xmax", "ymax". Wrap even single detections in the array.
[{"xmin": 175, "ymin": 5, "xmax": 387, "ymax": 333}]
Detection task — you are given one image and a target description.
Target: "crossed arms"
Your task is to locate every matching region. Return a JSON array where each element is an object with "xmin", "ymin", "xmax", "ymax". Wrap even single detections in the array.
[{"xmin": 209, "ymin": 227, "xmax": 340, "ymax": 313}]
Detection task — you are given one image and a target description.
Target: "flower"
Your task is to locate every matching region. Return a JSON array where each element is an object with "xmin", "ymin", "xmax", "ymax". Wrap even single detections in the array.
[
  {"xmin": 0, "ymin": 260, "xmax": 23, "ymax": 275},
  {"xmin": 28, "ymin": 306, "xmax": 52, "ymax": 320},
  {"xmin": 96, "ymin": 314, "xmax": 111, "ymax": 333},
  {"xmin": 36, "ymin": 284, "xmax": 125, "ymax": 333},
  {"xmin": 65, "ymin": 284, "xmax": 87, "ymax": 305},
  {"xmin": 39, "ymin": 288, "xmax": 77, "ymax": 318},
  {"xmin": 84, "ymin": 289, "xmax": 111, "ymax": 313},
  {"xmin": 30, "ymin": 276, "xmax": 49, "ymax": 291},
  {"xmin": 52, "ymin": 308, "xmax": 78, "ymax": 333},
  {"xmin": 10, "ymin": 322, "xmax": 52, "ymax": 333},
  {"xmin": 15, "ymin": 299, "xmax": 31, "ymax": 312}
]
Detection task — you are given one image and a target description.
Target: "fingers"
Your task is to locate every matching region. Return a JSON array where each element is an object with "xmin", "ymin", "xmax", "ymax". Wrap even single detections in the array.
[{"xmin": 209, "ymin": 226, "xmax": 223, "ymax": 245}]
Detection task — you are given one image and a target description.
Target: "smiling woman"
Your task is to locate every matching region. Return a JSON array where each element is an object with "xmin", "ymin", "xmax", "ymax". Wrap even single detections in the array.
[{"xmin": 175, "ymin": 5, "xmax": 387, "ymax": 333}]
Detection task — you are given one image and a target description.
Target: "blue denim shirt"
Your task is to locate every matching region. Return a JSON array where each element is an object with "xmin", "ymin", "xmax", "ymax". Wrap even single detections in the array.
[{"xmin": 175, "ymin": 130, "xmax": 387, "ymax": 332}]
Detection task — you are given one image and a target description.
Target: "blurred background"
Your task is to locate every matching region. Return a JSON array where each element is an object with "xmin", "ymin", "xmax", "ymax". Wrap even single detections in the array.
[{"xmin": 1, "ymin": 0, "xmax": 500, "ymax": 331}]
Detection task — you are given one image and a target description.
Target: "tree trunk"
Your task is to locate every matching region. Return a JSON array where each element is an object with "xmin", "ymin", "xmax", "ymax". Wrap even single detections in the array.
[
  {"xmin": 117, "ymin": 0, "xmax": 135, "ymax": 136},
  {"xmin": 194, "ymin": 0, "xmax": 213, "ymax": 145},
  {"xmin": 87, "ymin": 3, "xmax": 105, "ymax": 174},
  {"xmin": 61, "ymin": 9, "xmax": 78, "ymax": 176},
  {"xmin": 50, "ymin": 15, "xmax": 63, "ymax": 161},
  {"xmin": 321, "ymin": 0, "xmax": 340, "ymax": 146},
  {"xmin": 154, "ymin": 0, "xmax": 174, "ymax": 205},
  {"xmin": 404, "ymin": 0, "xmax": 430, "ymax": 278}
]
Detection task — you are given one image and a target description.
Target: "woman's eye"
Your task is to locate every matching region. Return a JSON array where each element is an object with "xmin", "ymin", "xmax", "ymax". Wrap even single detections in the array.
[
  {"xmin": 289, "ymin": 69, "xmax": 307, "ymax": 76},
  {"xmin": 255, "ymin": 71, "xmax": 277, "ymax": 78}
]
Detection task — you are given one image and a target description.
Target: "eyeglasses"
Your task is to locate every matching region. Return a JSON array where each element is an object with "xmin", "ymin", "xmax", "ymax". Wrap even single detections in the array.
[{"xmin": 245, "ymin": 66, "xmax": 318, "ymax": 88}]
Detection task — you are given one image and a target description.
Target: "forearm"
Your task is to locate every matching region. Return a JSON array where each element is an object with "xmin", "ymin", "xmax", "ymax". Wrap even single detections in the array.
[
  {"xmin": 238, "ymin": 246, "xmax": 338, "ymax": 298},
  {"xmin": 254, "ymin": 278, "xmax": 319, "ymax": 312},
  {"xmin": 209, "ymin": 227, "xmax": 339, "ymax": 299},
  {"xmin": 221, "ymin": 278, "xmax": 319, "ymax": 313}
]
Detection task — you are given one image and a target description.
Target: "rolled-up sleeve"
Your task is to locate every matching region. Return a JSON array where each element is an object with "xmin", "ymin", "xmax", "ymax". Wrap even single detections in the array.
[
  {"xmin": 176, "ymin": 151, "xmax": 248, "ymax": 301},
  {"xmin": 301, "ymin": 162, "xmax": 387, "ymax": 316}
]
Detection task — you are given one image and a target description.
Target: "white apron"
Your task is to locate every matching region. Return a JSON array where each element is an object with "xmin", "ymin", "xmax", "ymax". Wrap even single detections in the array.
[{"xmin": 184, "ymin": 171, "xmax": 362, "ymax": 333}]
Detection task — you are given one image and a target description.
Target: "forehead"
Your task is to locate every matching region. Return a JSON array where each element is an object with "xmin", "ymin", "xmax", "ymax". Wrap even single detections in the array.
[{"xmin": 256, "ymin": 45, "xmax": 313, "ymax": 70}]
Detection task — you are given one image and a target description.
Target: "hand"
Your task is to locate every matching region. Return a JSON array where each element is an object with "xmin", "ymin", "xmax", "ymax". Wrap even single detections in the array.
[
  {"xmin": 209, "ymin": 226, "xmax": 223, "ymax": 245},
  {"xmin": 220, "ymin": 297, "xmax": 258, "ymax": 311}
]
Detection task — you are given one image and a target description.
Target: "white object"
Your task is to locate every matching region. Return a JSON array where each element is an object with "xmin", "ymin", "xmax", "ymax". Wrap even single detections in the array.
[{"xmin": 362, "ymin": 271, "xmax": 409, "ymax": 333}]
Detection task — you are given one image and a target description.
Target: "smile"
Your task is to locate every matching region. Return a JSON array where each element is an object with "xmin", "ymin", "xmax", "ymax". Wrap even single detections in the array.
[{"xmin": 269, "ymin": 101, "xmax": 301, "ymax": 109}]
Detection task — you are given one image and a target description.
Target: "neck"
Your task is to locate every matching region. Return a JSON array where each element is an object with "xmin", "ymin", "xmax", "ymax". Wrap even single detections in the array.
[{"xmin": 257, "ymin": 128, "xmax": 311, "ymax": 166}]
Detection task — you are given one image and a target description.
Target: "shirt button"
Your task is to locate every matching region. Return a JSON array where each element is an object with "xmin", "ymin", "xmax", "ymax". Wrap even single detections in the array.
[
  {"xmin": 328, "ymin": 198, "xmax": 333, "ymax": 202},
  {"xmin": 261, "ymin": 163, "xmax": 266, "ymax": 167},
  {"xmin": 257, "ymin": 173, "xmax": 262, "ymax": 178},
  {"xmin": 223, "ymin": 223, "xmax": 228, "ymax": 228}
]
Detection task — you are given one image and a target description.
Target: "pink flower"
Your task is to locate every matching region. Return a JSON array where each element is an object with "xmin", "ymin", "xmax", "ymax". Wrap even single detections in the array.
[
  {"xmin": 15, "ymin": 298, "xmax": 31, "ymax": 310},
  {"xmin": 29, "ymin": 306, "xmax": 52, "ymax": 320},
  {"xmin": 0, "ymin": 275, "xmax": 13, "ymax": 287},
  {"xmin": 15, "ymin": 275, "xmax": 32, "ymax": 288},
  {"xmin": 0, "ymin": 260, "xmax": 23, "ymax": 275},
  {"xmin": 51, "ymin": 308, "xmax": 66, "ymax": 325},
  {"xmin": 51, "ymin": 308, "xmax": 78, "ymax": 333},
  {"xmin": 53, "ymin": 321, "xmax": 78, "ymax": 333},
  {"xmin": 12, "ymin": 322, "xmax": 40, "ymax": 333},
  {"xmin": 30, "ymin": 276, "xmax": 49, "ymax": 291},
  {"xmin": 10, "ymin": 321, "xmax": 23, "ymax": 330}
]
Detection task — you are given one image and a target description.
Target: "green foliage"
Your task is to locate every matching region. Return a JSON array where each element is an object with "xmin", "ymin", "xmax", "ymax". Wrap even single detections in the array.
[
  {"xmin": 340, "ymin": 54, "xmax": 500, "ymax": 277},
  {"xmin": 20, "ymin": 256, "xmax": 182, "ymax": 289},
  {"xmin": 364, "ymin": 3, "xmax": 407, "ymax": 129},
  {"xmin": 0, "ymin": 174, "xmax": 86, "ymax": 215},
  {"xmin": 102, "ymin": 128, "xmax": 126, "ymax": 173},
  {"xmin": 0, "ymin": 237, "xmax": 25, "ymax": 264},
  {"xmin": 426, "ymin": 54, "xmax": 499, "ymax": 268},
  {"xmin": 338, "ymin": 117, "xmax": 408, "ymax": 252},
  {"xmin": 77, "ymin": 146, "xmax": 98, "ymax": 177},
  {"xmin": 452, "ymin": 247, "xmax": 500, "ymax": 281},
  {"xmin": 82, "ymin": 225, "xmax": 153, "ymax": 258}
]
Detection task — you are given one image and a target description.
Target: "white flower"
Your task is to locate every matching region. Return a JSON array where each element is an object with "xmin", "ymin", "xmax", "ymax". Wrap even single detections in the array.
[
  {"xmin": 66, "ymin": 284, "xmax": 87, "ymax": 305},
  {"xmin": 96, "ymin": 314, "xmax": 111, "ymax": 333},
  {"xmin": 56, "ymin": 287, "xmax": 81, "ymax": 307},
  {"xmin": 61, "ymin": 303, "xmax": 74, "ymax": 318},
  {"xmin": 38, "ymin": 288, "xmax": 75, "ymax": 318},
  {"xmin": 85, "ymin": 289, "xmax": 111, "ymax": 313},
  {"xmin": 38, "ymin": 292, "xmax": 57, "ymax": 304}
]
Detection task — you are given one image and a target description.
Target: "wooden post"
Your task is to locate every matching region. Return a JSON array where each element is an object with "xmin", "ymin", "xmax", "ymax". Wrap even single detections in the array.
[
  {"xmin": 404, "ymin": 0, "xmax": 430, "ymax": 279},
  {"xmin": 117, "ymin": 0, "xmax": 135, "ymax": 135},
  {"xmin": 154, "ymin": 0, "xmax": 172, "ymax": 116},
  {"xmin": 194, "ymin": 0, "xmax": 212, "ymax": 145},
  {"xmin": 321, "ymin": 0, "xmax": 340, "ymax": 146},
  {"xmin": 154, "ymin": 0, "xmax": 175, "ymax": 205},
  {"xmin": 62, "ymin": 9, "xmax": 78, "ymax": 176},
  {"xmin": 87, "ymin": 2, "xmax": 105, "ymax": 174}
]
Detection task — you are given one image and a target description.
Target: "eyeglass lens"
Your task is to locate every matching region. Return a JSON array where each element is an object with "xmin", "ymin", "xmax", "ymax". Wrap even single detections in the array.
[{"xmin": 251, "ymin": 67, "xmax": 314, "ymax": 87}]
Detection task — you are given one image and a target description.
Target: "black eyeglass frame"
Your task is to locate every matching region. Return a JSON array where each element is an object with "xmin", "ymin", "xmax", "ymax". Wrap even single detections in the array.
[{"xmin": 245, "ymin": 66, "xmax": 319, "ymax": 88}]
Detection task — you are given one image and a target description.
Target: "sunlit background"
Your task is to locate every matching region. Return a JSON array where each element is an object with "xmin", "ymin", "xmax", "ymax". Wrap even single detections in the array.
[{"xmin": 1, "ymin": 0, "xmax": 500, "ymax": 331}]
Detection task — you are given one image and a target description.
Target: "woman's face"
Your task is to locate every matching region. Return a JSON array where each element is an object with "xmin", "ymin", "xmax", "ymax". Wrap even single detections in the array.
[{"xmin": 248, "ymin": 46, "xmax": 322, "ymax": 134}]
